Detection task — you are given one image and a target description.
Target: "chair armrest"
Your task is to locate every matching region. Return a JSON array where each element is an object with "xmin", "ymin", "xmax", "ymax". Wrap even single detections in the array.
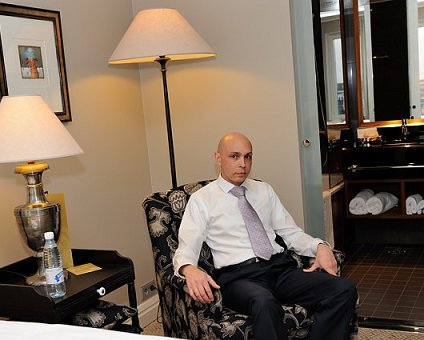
[
  {"xmin": 185, "ymin": 288, "xmax": 224, "ymax": 317},
  {"xmin": 160, "ymin": 265, "xmax": 224, "ymax": 314},
  {"xmin": 166, "ymin": 272, "xmax": 225, "ymax": 320}
]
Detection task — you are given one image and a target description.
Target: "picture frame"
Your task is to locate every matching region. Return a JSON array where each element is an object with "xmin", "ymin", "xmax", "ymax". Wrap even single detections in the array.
[{"xmin": 0, "ymin": 3, "xmax": 72, "ymax": 121}]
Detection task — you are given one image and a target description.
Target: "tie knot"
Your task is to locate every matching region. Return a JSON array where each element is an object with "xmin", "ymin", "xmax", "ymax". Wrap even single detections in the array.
[{"xmin": 230, "ymin": 186, "xmax": 246, "ymax": 198}]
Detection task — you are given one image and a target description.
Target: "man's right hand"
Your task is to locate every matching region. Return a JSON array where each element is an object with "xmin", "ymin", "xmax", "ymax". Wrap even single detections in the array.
[{"xmin": 180, "ymin": 264, "xmax": 220, "ymax": 303}]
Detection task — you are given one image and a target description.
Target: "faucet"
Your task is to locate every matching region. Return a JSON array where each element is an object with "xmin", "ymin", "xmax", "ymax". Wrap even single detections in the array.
[{"xmin": 401, "ymin": 118, "xmax": 408, "ymax": 141}]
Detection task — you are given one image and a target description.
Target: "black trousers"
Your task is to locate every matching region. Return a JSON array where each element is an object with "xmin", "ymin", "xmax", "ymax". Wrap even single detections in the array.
[{"xmin": 216, "ymin": 252, "xmax": 357, "ymax": 340}]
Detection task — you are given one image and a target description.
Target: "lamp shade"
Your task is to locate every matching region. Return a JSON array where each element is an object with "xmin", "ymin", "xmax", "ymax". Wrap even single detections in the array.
[
  {"xmin": 0, "ymin": 95, "xmax": 83, "ymax": 163},
  {"xmin": 109, "ymin": 8, "xmax": 216, "ymax": 64}
]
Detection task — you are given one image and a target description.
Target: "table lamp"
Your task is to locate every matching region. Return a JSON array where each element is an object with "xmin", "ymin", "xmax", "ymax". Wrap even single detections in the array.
[
  {"xmin": 109, "ymin": 8, "xmax": 215, "ymax": 187},
  {"xmin": 0, "ymin": 95, "xmax": 83, "ymax": 285}
]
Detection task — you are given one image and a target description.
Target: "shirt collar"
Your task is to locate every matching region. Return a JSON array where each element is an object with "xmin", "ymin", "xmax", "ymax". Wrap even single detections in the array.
[{"xmin": 217, "ymin": 174, "xmax": 249, "ymax": 193}]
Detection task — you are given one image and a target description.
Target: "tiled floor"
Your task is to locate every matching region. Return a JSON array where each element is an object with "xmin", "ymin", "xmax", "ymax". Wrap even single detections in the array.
[{"xmin": 342, "ymin": 244, "xmax": 424, "ymax": 325}]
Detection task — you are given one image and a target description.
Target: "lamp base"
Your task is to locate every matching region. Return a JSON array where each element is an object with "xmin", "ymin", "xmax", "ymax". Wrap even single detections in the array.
[
  {"xmin": 15, "ymin": 201, "xmax": 61, "ymax": 255},
  {"xmin": 26, "ymin": 260, "xmax": 69, "ymax": 287},
  {"xmin": 26, "ymin": 275, "xmax": 46, "ymax": 286},
  {"xmin": 26, "ymin": 251, "xmax": 46, "ymax": 286},
  {"xmin": 26, "ymin": 276, "xmax": 45, "ymax": 286},
  {"xmin": 25, "ymin": 253, "xmax": 68, "ymax": 286},
  {"xmin": 13, "ymin": 161, "xmax": 61, "ymax": 287}
]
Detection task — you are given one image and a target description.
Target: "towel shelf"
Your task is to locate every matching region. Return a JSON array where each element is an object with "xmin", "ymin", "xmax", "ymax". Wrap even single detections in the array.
[
  {"xmin": 342, "ymin": 146, "xmax": 424, "ymax": 244},
  {"xmin": 345, "ymin": 179, "xmax": 424, "ymax": 219}
]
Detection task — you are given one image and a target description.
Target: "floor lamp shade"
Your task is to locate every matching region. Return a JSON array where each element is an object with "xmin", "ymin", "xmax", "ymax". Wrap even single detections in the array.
[
  {"xmin": 109, "ymin": 8, "xmax": 215, "ymax": 64},
  {"xmin": 109, "ymin": 8, "xmax": 216, "ymax": 187}
]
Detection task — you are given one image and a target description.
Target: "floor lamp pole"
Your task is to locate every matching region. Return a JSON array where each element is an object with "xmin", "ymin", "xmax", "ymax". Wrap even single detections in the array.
[{"xmin": 157, "ymin": 57, "xmax": 177, "ymax": 188}]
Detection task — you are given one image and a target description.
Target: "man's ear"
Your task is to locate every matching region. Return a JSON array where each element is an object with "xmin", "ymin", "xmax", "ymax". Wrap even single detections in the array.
[{"xmin": 214, "ymin": 152, "xmax": 221, "ymax": 166}]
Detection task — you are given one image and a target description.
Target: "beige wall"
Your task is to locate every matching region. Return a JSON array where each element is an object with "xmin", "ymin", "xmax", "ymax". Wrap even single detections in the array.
[
  {"xmin": 0, "ymin": 0, "xmax": 153, "ymax": 304},
  {"xmin": 133, "ymin": 0, "xmax": 306, "ymax": 224},
  {"xmin": 0, "ymin": 0, "xmax": 313, "ymax": 306}
]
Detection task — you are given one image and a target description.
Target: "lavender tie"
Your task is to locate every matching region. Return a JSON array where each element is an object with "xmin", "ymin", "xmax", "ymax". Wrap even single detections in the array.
[{"xmin": 230, "ymin": 186, "xmax": 273, "ymax": 260}]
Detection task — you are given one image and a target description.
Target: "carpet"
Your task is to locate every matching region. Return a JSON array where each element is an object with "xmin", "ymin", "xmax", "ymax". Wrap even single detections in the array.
[
  {"xmin": 142, "ymin": 320, "xmax": 424, "ymax": 339},
  {"xmin": 359, "ymin": 327, "xmax": 424, "ymax": 339}
]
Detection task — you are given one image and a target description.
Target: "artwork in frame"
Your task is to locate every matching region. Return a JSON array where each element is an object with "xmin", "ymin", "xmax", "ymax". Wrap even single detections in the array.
[{"xmin": 0, "ymin": 3, "xmax": 72, "ymax": 121}]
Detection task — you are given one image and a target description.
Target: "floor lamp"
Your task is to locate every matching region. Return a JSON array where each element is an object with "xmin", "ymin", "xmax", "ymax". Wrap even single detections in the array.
[{"xmin": 109, "ymin": 8, "xmax": 215, "ymax": 188}]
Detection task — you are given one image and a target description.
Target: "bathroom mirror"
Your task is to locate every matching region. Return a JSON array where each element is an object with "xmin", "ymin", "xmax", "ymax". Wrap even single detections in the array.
[
  {"xmin": 318, "ymin": 0, "xmax": 346, "ymax": 126},
  {"xmin": 319, "ymin": 0, "xmax": 424, "ymax": 127},
  {"xmin": 359, "ymin": 0, "xmax": 411, "ymax": 124}
]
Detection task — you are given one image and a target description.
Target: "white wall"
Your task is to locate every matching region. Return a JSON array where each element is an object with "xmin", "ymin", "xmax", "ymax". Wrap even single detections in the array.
[
  {"xmin": 0, "ymin": 0, "xmax": 154, "ymax": 304},
  {"xmin": 133, "ymin": 0, "xmax": 307, "ymax": 225}
]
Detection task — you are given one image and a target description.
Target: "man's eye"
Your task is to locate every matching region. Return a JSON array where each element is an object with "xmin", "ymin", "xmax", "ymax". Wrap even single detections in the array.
[
  {"xmin": 231, "ymin": 154, "xmax": 238, "ymax": 159},
  {"xmin": 245, "ymin": 155, "xmax": 252, "ymax": 160}
]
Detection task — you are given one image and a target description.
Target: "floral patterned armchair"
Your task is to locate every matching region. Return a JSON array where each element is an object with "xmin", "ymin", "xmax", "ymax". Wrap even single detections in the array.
[{"xmin": 142, "ymin": 180, "xmax": 358, "ymax": 339}]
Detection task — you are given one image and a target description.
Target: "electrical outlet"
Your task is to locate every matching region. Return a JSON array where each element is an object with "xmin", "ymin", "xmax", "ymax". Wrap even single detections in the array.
[{"xmin": 141, "ymin": 280, "xmax": 157, "ymax": 302}]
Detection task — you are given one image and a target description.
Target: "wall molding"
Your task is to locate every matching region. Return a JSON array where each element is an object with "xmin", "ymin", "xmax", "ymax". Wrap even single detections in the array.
[{"xmin": 138, "ymin": 294, "xmax": 160, "ymax": 328}]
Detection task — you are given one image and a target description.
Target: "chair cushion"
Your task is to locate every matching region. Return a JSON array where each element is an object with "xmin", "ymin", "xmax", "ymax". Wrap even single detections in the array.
[{"xmin": 72, "ymin": 300, "xmax": 137, "ymax": 330}]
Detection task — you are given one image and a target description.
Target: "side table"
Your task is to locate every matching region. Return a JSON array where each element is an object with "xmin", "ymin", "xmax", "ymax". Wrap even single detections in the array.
[{"xmin": 0, "ymin": 249, "xmax": 141, "ymax": 333}]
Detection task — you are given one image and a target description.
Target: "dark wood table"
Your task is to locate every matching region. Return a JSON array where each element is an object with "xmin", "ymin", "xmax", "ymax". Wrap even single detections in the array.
[{"xmin": 0, "ymin": 249, "xmax": 141, "ymax": 332}]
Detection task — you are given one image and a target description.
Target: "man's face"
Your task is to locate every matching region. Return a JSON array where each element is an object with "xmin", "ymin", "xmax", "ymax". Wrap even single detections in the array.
[{"xmin": 215, "ymin": 135, "xmax": 252, "ymax": 186}]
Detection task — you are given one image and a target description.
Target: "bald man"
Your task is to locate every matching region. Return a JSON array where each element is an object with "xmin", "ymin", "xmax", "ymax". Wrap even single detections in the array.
[{"xmin": 173, "ymin": 132, "xmax": 357, "ymax": 340}]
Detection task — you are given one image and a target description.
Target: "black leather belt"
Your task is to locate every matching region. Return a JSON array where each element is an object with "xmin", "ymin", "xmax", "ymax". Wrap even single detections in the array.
[
  {"xmin": 217, "ymin": 252, "xmax": 288, "ymax": 275},
  {"xmin": 218, "ymin": 257, "xmax": 264, "ymax": 274}
]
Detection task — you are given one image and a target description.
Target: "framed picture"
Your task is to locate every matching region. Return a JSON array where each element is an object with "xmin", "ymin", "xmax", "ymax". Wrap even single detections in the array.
[{"xmin": 0, "ymin": 3, "xmax": 71, "ymax": 121}]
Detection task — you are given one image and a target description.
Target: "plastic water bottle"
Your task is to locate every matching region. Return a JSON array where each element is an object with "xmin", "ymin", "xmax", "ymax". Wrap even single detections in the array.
[{"xmin": 43, "ymin": 231, "xmax": 66, "ymax": 298}]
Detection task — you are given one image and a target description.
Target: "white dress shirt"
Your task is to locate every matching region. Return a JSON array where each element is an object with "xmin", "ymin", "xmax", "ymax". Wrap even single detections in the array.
[{"xmin": 173, "ymin": 176, "xmax": 324, "ymax": 275}]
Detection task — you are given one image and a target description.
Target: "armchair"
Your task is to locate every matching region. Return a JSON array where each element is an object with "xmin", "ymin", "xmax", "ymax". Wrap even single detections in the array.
[{"xmin": 142, "ymin": 180, "xmax": 358, "ymax": 339}]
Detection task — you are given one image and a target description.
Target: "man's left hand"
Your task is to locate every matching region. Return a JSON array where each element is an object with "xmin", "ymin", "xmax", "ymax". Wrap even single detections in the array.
[{"xmin": 303, "ymin": 243, "xmax": 337, "ymax": 276}]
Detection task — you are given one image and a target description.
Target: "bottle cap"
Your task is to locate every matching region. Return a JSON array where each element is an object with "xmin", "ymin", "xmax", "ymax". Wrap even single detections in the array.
[{"xmin": 44, "ymin": 231, "xmax": 54, "ymax": 240}]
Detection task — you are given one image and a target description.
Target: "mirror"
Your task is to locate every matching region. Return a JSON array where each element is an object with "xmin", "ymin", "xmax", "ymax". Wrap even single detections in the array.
[
  {"xmin": 360, "ymin": 0, "xmax": 410, "ymax": 123},
  {"xmin": 317, "ymin": 0, "xmax": 424, "ymax": 127},
  {"xmin": 317, "ymin": 0, "xmax": 346, "ymax": 126}
]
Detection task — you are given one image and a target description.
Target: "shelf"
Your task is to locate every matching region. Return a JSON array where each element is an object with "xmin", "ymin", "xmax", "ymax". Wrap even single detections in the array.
[
  {"xmin": 345, "ymin": 179, "xmax": 424, "ymax": 219},
  {"xmin": 342, "ymin": 147, "xmax": 424, "ymax": 243}
]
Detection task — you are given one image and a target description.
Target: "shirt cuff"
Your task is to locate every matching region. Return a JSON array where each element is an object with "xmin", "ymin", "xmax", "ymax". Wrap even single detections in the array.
[
  {"xmin": 312, "ymin": 239, "xmax": 331, "ymax": 256},
  {"xmin": 318, "ymin": 241, "xmax": 332, "ymax": 249}
]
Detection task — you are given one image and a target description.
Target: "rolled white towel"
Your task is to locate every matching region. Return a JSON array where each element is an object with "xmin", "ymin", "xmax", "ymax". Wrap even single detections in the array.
[
  {"xmin": 417, "ymin": 199, "xmax": 424, "ymax": 212},
  {"xmin": 406, "ymin": 194, "xmax": 423, "ymax": 215},
  {"xmin": 366, "ymin": 192, "xmax": 399, "ymax": 215},
  {"xmin": 349, "ymin": 189, "xmax": 374, "ymax": 215}
]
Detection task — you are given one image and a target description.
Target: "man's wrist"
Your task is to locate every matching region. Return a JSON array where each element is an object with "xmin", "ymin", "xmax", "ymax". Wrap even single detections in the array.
[
  {"xmin": 318, "ymin": 241, "xmax": 331, "ymax": 249},
  {"xmin": 179, "ymin": 264, "xmax": 195, "ymax": 277}
]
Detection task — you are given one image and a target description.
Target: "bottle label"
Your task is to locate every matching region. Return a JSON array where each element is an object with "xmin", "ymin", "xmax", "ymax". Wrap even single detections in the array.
[{"xmin": 45, "ymin": 267, "xmax": 64, "ymax": 284}]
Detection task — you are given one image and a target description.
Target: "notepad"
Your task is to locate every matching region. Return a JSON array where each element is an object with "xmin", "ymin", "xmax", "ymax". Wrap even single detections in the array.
[{"xmin": 67, "ymin": 263, "xmax": 102, "ymax": 275}]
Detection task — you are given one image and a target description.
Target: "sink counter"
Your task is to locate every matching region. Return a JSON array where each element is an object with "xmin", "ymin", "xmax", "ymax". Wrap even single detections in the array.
[{"xmin": 342, "ymin": 144, "xmax": 424, "ymax": 180}]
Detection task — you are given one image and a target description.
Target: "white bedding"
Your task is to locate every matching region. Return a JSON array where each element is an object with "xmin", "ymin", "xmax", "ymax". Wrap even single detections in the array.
[{"xmin": 0, "ymin": 320, "xmax": 175, "ymax": 340}]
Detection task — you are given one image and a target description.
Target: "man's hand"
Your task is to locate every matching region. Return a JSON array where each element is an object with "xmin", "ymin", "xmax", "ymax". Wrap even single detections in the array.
[
  {"xmin": 180, "ymin": 264, "xmax": 220, "ymax": 303},
  {"xmin": 303, "ymin": 243, "xmax": 337, "ymax": 276}
]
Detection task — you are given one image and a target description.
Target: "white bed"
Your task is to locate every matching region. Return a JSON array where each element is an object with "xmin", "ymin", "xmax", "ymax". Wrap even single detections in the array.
[{"xmin": 0, "ymin": 320, "xmax": 175, "ymax": 340}]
